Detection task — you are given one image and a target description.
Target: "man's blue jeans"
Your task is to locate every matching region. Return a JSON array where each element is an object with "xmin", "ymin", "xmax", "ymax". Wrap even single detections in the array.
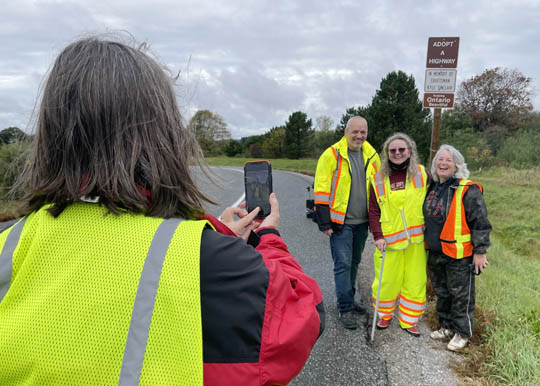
[{"xmin": 330, "ymin": 222, "xmax": 369, "ymax": 313}]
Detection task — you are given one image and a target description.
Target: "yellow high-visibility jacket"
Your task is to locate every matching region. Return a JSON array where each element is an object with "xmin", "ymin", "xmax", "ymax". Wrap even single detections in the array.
[
  {"xmin": 370, "ymin": 165, "xmax": 428, "ymax": 250},
  {"xmin": 314, "ymin": 136, "xmax": 380, "ymax": 229},
  {"xmin": 0, "ymin": 203, "xmax": 205, "ymax": 385}
]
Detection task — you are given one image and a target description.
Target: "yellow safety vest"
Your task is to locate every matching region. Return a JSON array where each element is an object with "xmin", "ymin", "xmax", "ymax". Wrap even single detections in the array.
[
  {"xmin": 314, "ymin": 136, "xmax": 379, "ymax": 225},
  {"xmin": 0, "ymin": 203, "xmax": 205, "ymax": 385},
  {"xmin": 370, "ymin": 165, "xmax": 428, "ymax": 250}
]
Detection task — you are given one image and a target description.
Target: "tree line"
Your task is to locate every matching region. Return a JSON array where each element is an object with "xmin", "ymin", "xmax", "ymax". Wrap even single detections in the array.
[
  {"xmin": 1, "ymin": 66, "xmax": 538, "ymax": 202},
  {"xmin": 190, "ymin": 67, "xmax": 538, "ymax": 169}
]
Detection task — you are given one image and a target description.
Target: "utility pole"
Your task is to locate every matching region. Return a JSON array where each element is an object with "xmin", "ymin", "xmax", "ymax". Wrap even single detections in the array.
[{"xmin": 429, "ymin": 108, "xmax": 442, "ymax": 166}]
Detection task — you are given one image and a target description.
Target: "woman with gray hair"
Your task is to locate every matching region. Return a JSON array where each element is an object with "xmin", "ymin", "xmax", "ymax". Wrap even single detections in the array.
[
  {"xmin": 368, "ymin": 133, "xmax": 429, "ymax": 337},
  {"xmin": 423, "ymin": 144, "xmax": 492, "ymax": 351}
]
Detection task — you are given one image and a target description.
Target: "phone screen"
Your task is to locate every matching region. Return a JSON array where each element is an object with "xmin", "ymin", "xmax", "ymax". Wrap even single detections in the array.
[{"xmin": 244, "ymin": 161, "xmax": 272, "ymax": 218}]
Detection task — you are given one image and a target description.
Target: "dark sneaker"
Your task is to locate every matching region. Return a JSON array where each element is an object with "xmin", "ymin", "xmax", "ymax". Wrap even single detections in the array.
[
  {"xmin": 353, "ymin": 302, "xmax": 367, "ymax": 315},
  {"xmin": 339, "ymin": 311, "xmax": 358, "ymax": 330}
]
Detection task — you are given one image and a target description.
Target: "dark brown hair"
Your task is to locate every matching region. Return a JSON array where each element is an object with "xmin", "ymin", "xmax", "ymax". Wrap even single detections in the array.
[{"xmin": 17, "ymin": 35, "xmax": 213, "ymax": 219}]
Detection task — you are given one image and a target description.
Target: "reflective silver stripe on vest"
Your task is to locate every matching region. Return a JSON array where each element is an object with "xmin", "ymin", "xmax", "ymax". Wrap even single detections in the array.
[
  {"xmin": 328, "ymin": 152, "xmax": 341, "ymax": 208},
  {"xmin": 330, "ymin": 211, "xmax": 345, "ymax": 224},
  {"xmin": 0, "ymin": 217, "xmax": 27, "ymax": 303},
  {"xmin": 118, "ymin": 218, "xmax": 184, "ymax": 386},
  {"xmin": 413, "ymin": 167, "xmax": 424, "ymax": 188},
  {"xmin": 314, "ymin": 193, "xmax": 330, "ymax": 204},
  {"xmin": 373, "ymin": 172, "xmax": 385, "ymax": 198}
]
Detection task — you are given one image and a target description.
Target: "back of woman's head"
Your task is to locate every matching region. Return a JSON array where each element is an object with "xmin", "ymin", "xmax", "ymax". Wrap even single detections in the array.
[{"xmin": 20, "ymin": 35, "xmax": 210, "ymax": 218}]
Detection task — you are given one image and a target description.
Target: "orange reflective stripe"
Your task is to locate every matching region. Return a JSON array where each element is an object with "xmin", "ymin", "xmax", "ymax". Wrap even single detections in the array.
[
  {"xmin": 373, "ymin": 172, "xmax": 386, "ymax": 198},
  {"xmin": 399, "ymin": 303, "xmax": 424, "ymax": 315},
  {"xmin": 372, "ymin": 296, "xmax": 398, "ymax": 306},
  {"xmin": 314, "ymin": 191, "xmax": 330, "ymax": 205},
  {"xmin": 440, "ymin": 180, "xmax": 480, "ymax": 258},
  {"xmin": 400, "ymin": 294, "xmax": 425, "ymax": 306},
  {"xmin": 398, "ymin": 314, "xmax": 419, "ymax": 326},
  {"xmin": 398, "ymin": 308, "xmax": 421, "ymax": 319},
  {"xmin": 330, "ymin": 211, "xmax": 345, "ymax": 224},
  {"xmin": 331, "ymin": 147, "xmax": 338, "ymax": 160},
  {"xmin": 412, "ymin": 165, "xmax": 425, "ymax": 188},
  {"xmin": 372, "ymin": 303, "xmax": 397, "ymax": 312}
]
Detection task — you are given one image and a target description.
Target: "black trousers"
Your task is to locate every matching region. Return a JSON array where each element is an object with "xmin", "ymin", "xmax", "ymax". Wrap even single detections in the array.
[{"xmin": 427, "ymin": 251, "xmax": 475, "ymax": 338}]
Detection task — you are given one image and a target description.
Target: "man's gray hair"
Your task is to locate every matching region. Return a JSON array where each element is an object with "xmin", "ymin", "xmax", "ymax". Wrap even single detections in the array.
[
  {"xmin": 345, "ymin": 116, "xmax": 367, "ymax": 130},
  {"xmin": 431, "ymin": 144, "xmax": 470, "ymax": 182}
]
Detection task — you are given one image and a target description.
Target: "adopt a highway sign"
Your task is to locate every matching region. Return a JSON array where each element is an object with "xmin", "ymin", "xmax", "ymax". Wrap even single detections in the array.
[
  {"xmin": 424, "ymin": 69, "xmax": 457, "ymax": 92},
  {"xmin": 424, "ymin": 37, "xmax": 459, "ymax": 108},
  {"xmin": 426, "ymin": 37, "xmax": 459, "ymax": 68}
]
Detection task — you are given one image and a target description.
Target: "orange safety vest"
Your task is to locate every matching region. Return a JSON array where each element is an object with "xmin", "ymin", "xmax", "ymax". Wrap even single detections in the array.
[{"xmin": 440, "ymin": 179, "xmax": 483, "ymax": 259}]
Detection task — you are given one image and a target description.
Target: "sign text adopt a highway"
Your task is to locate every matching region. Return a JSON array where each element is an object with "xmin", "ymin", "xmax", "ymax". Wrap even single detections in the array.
[{"xmin": 424, "ymin": 37, "xmax": 459, "ymax": 108}]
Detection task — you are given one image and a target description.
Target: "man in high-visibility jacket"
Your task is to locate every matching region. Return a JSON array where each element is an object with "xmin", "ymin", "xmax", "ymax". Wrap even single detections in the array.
[{"xmin": 314, "ymin": 116, "xmax": 380, "ymax": 329}]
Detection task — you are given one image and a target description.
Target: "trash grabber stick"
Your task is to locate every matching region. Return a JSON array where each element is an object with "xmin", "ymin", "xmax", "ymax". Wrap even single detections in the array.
[{"xmin": 371, "ymin": 248, "xmax": 386, "ymax": 343}]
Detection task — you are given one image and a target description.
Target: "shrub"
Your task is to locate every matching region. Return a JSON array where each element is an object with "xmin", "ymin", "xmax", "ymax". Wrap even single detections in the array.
[
  {"xmin": 440, "ymin": 127, "xmax": 495, "ymax": 170},
  {"xmin": 498, "ymin": 128, "xmax": 540, "ymax": 168},
  {"xmin": 0, "ymin": 142, "xmax": 30, "ymax": 200}
]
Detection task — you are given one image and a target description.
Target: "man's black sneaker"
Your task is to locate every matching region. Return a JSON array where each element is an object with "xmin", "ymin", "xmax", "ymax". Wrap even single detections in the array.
[
  {"xmin": 339, "ymin": 311, "xmax": 357, "ymax": 330},
  {"xmin": 353, "ymin": 302, "xmax": 367, "ymax": 315}
]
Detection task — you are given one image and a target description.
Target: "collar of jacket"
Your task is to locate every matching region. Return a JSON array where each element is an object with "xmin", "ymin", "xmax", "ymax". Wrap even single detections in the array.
[{"xmin": 333, "ymin": 136, "xmax": 377, "ymax": 162}]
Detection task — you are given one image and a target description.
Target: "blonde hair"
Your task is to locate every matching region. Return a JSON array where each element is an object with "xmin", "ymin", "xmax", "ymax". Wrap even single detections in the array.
[{"xmin": 380, "ymin": 132, "xmax": 420, "ymax": 180}]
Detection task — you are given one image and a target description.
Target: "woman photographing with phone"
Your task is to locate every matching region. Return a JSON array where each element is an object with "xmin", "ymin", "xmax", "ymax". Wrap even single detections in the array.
[
  {"xmin": 0, "ymin": 35, "xmax": 323, "ymax": 385},
  {"xmin": 424, "ymin": 144, "xmax": 492, "ymax": 351}
]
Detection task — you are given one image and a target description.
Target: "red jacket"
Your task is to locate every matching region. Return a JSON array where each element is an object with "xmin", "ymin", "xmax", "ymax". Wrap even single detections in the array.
[{"xmin": 200, "ymin": 214, "xmax": 324, "ymax": 385}]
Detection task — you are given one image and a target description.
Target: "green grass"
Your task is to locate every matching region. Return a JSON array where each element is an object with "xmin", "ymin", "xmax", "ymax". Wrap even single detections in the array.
[
  {"xmin": 445, "ymin": 167, "xmax": 540, "ymax": 385},
  {"xmin": 475, "ymin": 167, "xmax": 540, "ymax": 260},
  {"xmin": 204, "ymin": 156, "xmax": 317, "ymax": 176}
]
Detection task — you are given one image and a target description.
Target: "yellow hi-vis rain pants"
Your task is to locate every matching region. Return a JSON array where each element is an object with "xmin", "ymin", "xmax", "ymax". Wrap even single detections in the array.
[
  {"xmin": 370, "ymin": 174, "xmax": 428, "ymax": 329},
  {"xmin": 372, "ymin": 243, "xmax": 427, "ymax": 328}
]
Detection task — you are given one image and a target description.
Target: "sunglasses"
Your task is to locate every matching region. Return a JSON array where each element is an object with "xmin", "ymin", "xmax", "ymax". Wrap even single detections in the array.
[{"xmin": 389, "ymin": 147, "xmax": 408, "ymax": 154}]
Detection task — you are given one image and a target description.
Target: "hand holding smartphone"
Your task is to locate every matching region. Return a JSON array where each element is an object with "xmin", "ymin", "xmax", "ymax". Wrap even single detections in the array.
[{"xmin": 244, "ymin": 161, "xmax": 273, "ymax": 219}]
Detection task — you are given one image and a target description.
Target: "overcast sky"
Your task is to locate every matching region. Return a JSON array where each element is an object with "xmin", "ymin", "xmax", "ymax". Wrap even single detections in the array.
[{"xmin": 1, "ymin": 0, "xmax": 539, "ymax": 138}]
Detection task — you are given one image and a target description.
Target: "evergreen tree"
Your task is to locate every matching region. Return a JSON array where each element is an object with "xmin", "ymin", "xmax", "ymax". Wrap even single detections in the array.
[
  {"xmin": 337, "ymin": 71, "xmax": 431, "ymax": 159},
  {"xmin": 365, "ymin": 71, "xmax": 431, "ymax": 160},
  {"xmin": 283, "ymin": 111, "xmax": 313, "ymax": 159}
]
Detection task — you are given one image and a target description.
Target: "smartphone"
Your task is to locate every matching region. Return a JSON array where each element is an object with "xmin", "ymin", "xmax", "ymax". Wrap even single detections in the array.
[{"xmin": 244, "ymin": 160, "xmax": 272, "ymax": 218}]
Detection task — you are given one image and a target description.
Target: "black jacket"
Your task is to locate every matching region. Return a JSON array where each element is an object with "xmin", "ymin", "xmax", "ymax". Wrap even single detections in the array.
[{"xmin": 423, "ymin": 177, "xmax": 492, "ymax": 255}]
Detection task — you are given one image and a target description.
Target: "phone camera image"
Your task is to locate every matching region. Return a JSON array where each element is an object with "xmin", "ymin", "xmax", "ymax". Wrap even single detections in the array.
[{"xmin": 244, "ymin": 161, "xmax": 273, "ymax": 219}]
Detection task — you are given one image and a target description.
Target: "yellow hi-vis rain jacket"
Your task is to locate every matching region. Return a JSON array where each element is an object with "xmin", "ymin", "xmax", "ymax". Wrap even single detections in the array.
[
  {"xmin": 0, "ymin": 203, "xmax": 206, "ymax": 385},
  {"xmin": 370, "ymin": 165, "xmax": 428, "ymax": 250},
  {"xmin": 314, "ymin": 136, "xmax": 379, "ymax": 230}
]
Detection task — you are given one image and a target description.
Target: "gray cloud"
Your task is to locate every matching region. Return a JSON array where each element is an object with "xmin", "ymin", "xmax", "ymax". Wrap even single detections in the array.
[{"xmin": 1, "ymin": 0, "xmax": 539, "ymax": 138}]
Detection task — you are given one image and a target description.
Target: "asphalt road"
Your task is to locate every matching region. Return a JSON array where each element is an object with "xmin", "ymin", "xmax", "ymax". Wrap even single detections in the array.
[
  {"xmin": 0, "ymin": 166, "xmax": 460, "ymax": 385},
  {"xmin": 197, "ymin": 166, "xmax": 389, "ymax": 386}
]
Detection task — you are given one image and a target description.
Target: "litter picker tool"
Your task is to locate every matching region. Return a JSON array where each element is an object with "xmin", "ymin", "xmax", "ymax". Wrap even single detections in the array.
[{"xmin": 371, "ymin": 248, "xmax": 386, "ymax": 343}]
